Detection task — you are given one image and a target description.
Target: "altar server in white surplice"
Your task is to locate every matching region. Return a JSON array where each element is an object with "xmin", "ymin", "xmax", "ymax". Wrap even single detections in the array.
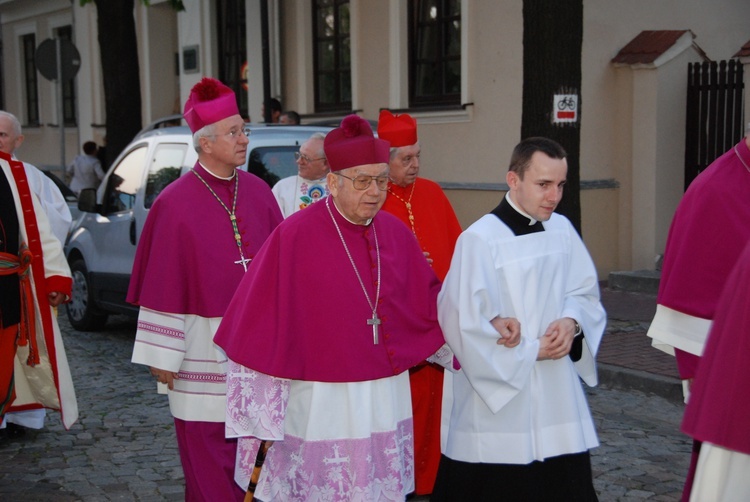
[{"xmin": 434, "ymin": 137, "xmax": 606, "ymax": 502}]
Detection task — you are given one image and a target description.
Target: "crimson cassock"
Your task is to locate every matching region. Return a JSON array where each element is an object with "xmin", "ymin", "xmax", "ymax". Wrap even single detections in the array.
[
  {"xmin": 681, "ymin": 240, "xmax": 750, "ymax": 455},
  {"xmin": 214, "ymin": 197, "xmax": 445, "ymax": 382}
]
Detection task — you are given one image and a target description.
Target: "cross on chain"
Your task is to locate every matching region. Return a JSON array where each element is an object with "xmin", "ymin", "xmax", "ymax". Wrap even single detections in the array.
[
  {"xmin": 367, "ymin": 312, "xmax": 381, "ymax": 344},
  {"xmin": 234, "ymin": 255, "xmax": 251, "ymax": 272}
]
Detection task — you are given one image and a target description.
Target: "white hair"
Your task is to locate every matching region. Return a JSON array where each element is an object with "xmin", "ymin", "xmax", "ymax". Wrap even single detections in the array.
[
  {"xmin": 192, "ymin": 122, "xmax": 218, "ymax": 153},
  {"xmin": 0, "ymin": 110, "xmax": 22, "ymax": 136}
]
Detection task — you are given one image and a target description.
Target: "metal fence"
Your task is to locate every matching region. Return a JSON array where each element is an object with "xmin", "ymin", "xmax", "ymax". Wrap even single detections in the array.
[{"xmin": 684, "ymin": 59, "xmax": 745, "ymax": 190}]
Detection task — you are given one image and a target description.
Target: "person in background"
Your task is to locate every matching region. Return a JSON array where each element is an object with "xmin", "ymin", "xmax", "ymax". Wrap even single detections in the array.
[
  {"xmin": 127, "ymin": 77, "xmax": 282, "ymax": 501},
  {"xmin": 1, "ymin": 152, "xmax": 78, "ymax": 435},
  {"xmin": 262, "ymin": 98, "xmax": 282, "ymax": 124},
  {"xmin": 279, "ymin": 110, "xmax": 301, "ymax": 125},
  {"xmin": 271, "ymin": 132, "xmax": 330, "ymax": 217},
  {"xmin": 66, "ymin": 141, "xmax": 105, "ymax": 195},
  {"xmin": 96, "ymin": 135, "xmax": 108, "ymax": 171},
  {"xmin": 377, "ymin": 109, "xmax": 463, "ymax": 496},
  {"xmin": 0, "ymin": 110, "xmax": 73, "ymax": 437},
  {"xmin": 646, "ymin": 129, "xmax": 750, "ymax": 500},
  {"xmin": 434, "ymin": 137, "xmax": 606, "ymax": 501}
]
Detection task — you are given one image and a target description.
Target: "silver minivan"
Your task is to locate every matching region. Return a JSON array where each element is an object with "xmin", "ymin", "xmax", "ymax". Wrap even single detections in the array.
[{"xmin": 65, "ymin": 123, "xmax": 331, "ymax": 330}]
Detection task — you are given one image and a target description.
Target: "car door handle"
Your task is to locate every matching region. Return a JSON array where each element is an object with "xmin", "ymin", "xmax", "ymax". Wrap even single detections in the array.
[{"xmin": 130, "ymin": 218, "xmax": 136, "ymax": 245}]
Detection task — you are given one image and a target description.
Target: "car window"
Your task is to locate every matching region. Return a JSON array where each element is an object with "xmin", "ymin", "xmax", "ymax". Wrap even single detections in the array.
[
  {"xmin": 145, "ymin": 143, "xmax": 189, "ymax": 208},
  {"xmin": 246, "ymin": 146, "xmax": 301, "ymax": 187},
  {"xmin": 105, "ymin": 146, "xmax": 148, "ymax": 214}
]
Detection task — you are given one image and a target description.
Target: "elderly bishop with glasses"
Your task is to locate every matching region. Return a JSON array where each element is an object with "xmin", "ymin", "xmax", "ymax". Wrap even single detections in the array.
[
  {"xmin": 127, "ymin": 77, "xmax": 283, "ymax": 501},
  {"xmin": 215, "ymin": 115, "xmax": 486, "ymax": 500}
]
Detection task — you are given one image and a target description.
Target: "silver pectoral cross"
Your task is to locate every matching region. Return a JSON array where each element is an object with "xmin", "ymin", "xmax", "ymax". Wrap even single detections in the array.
[
  {"xmin": 367, "ymin": 312, "xmax": 381, "ymax": 344},
  {"xmin": 234, "ymin": 255, "xmax": 252, "ymax": 272}
]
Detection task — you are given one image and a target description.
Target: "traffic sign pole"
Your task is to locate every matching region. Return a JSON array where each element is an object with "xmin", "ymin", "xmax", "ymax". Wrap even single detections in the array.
[{"xmin": 35, "ymin": 37, "xmax": 81, "ymax": 173}]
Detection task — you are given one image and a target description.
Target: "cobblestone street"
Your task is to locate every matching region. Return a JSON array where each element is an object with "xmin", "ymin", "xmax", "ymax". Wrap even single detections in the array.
[{"xmin": 0, "ymin": 315, "xmax": 690, "ymax": 501}]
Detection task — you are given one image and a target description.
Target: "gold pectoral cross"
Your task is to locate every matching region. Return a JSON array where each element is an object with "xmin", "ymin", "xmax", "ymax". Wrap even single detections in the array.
[{"xmin": 367, "ymin": 313, "xmax": 381, "ymax": 344}]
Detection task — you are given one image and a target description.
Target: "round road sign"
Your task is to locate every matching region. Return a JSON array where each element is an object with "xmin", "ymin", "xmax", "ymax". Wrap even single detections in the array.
[{"xmin": 35, "ymin": 38, "xmax": 81, "ymax": 82}]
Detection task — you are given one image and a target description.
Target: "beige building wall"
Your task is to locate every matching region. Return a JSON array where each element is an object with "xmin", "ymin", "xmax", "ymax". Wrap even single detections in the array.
[
  {"xmin": 0, "ymin": 0, "xmax": 78, "ymax": 170},
  {"xmin": 139, "ymin": 2, "xmax": 180, "ymax": 124},
  {"xmin": 581, "ymin": 0, "xmax": 750, "ymax": 272}
]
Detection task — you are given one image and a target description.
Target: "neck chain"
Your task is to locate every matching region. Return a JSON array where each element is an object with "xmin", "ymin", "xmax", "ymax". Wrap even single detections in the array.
[
  {"xmin": 325, "ymin": 197, "xmax": 382, "ymax": 344},
  {"xmin": 735, "ymin": 145, "xmax": 750, "ymax": 174},
  {"xmin": 387, "ymin": 179, "xmax": 417, "ymax": 235},
  {"xmin": 191, "ymin": 168, "xmax": 251, "ymax": 272}
]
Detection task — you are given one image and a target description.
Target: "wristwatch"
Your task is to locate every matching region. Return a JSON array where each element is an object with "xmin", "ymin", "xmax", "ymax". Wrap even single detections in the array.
[{"xmin": 573, "ymin": 320, "xmax": 582, "ymax": 336}]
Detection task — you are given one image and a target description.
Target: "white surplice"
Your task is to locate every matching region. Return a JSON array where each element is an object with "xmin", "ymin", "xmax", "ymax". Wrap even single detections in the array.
[{"xmin": 437, "ymin": 213, "xmax": 606, "ymax": 464}]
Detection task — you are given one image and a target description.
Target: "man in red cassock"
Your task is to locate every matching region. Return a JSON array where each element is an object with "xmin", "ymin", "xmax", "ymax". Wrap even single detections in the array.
[
  {"xmin": 377, "ymin": 109, "xmax": 462, "ymax": 495},
  {"xmin": 1, "ymin": 152, "xmax": 77, "ymax": 431},
  {"xmin": 127, "ymin": 78, "xmax": 282, "ymax": 501}
]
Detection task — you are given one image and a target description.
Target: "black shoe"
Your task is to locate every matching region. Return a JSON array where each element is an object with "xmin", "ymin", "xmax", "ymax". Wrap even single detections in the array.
[{"xmin": 5, "ymin": 423, "xmax": 27, "ymax": 437}]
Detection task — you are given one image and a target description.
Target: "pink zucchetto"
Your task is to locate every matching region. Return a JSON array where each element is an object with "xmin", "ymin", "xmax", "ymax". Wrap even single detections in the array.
[
  {"xmin": 183, "ymin": 77, "xmax": 240, "ymax": 133},
  {"xmin": 323, "ymin": 115, "xmax": 390, "ymax": 172},
  {"xmin": 377, "ymin": 109, "xmax": 418, "ymax": 148}
]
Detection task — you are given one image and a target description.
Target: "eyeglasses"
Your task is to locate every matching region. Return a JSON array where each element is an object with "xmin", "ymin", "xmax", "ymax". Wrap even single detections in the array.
[
  {"xmin": 294, "ymin": 151, "xmax": 326, "ymax": 163},
  {"xmin": 206, "ymin": 128, "xmax": 248, "ymax": 141},
  {"xmin": 335, "ymin": 173, "xmax": 389, "ymax": 191}
]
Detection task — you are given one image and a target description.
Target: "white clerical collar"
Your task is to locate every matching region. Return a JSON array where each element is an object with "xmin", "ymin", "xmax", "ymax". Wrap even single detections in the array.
[
  {"xmin": 505, "ymin": 193, "xmax": 538, "ymax": 226},
  {"xmin": 198, "ymin": 162, "xmax": 236, "ymax": 181},
  {"xmin": 331, "ymin": 198, "xmax": 372, "ymax": 226}
]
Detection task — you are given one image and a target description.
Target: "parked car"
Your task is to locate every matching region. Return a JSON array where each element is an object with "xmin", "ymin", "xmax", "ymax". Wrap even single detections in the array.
[{"xmin": 64, "ymin": 123, "xmax": 332, "ymax": 330}]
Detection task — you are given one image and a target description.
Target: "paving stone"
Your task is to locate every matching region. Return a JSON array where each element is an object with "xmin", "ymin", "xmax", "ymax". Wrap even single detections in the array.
[{"xmin": 0, "ymin": 289, "xmax": 695, "ymax": 500}]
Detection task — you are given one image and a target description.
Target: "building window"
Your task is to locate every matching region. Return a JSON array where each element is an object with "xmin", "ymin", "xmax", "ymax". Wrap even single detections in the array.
[
  {"xmin": 408, "ymin": 0, "xmax": 461, "ymax": 108},
  {"xmin": 217, "ymin": 0, "xmax": 248, "ymax": 119},
  {"xmin": 21, "ymin": 33, "xmax": 39, "ymax": 126},
  {"xmin": 55, "ymin": 26, "xmax": 77, "ymax": 126},
  {"xmin": 312, "ymin": 0, "xmax": 351, "ymax": 112}
]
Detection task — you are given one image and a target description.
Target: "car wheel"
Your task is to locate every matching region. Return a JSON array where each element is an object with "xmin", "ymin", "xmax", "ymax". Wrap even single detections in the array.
[{"xmin": 66, "ymin": 259, "xmax": 108, "ymax": 331}]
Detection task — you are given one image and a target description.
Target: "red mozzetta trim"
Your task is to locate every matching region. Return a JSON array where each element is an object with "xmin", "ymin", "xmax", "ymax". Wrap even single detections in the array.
[
  {"xmin": 7, "ymin": 158, "xmax": 64, "ymax": 417},
  {"xmin": 46, "ymin": 275, "xmax": 73, "ymax": 300}
]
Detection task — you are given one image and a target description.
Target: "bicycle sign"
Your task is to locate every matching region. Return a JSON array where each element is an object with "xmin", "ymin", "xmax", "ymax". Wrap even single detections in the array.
[{"xmin": 553, "ymin": 94, "xmax": 578, "ymax": 123}]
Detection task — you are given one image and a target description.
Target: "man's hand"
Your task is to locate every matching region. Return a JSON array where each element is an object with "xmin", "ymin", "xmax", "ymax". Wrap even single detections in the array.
[
  {"xmin": 48, "ymin": 292, "xmax": 67, "ymax": 307},
  {"xmin": 150, "ymin": 367, "xmax": 179, "ymax": 390},
  {"xmin": 490, "ymin": 316, "xmax": 521, "ymax": 348},
  {"xmin": 537, "ymin": 317, "xmax": 577, "ymax": 360}
]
